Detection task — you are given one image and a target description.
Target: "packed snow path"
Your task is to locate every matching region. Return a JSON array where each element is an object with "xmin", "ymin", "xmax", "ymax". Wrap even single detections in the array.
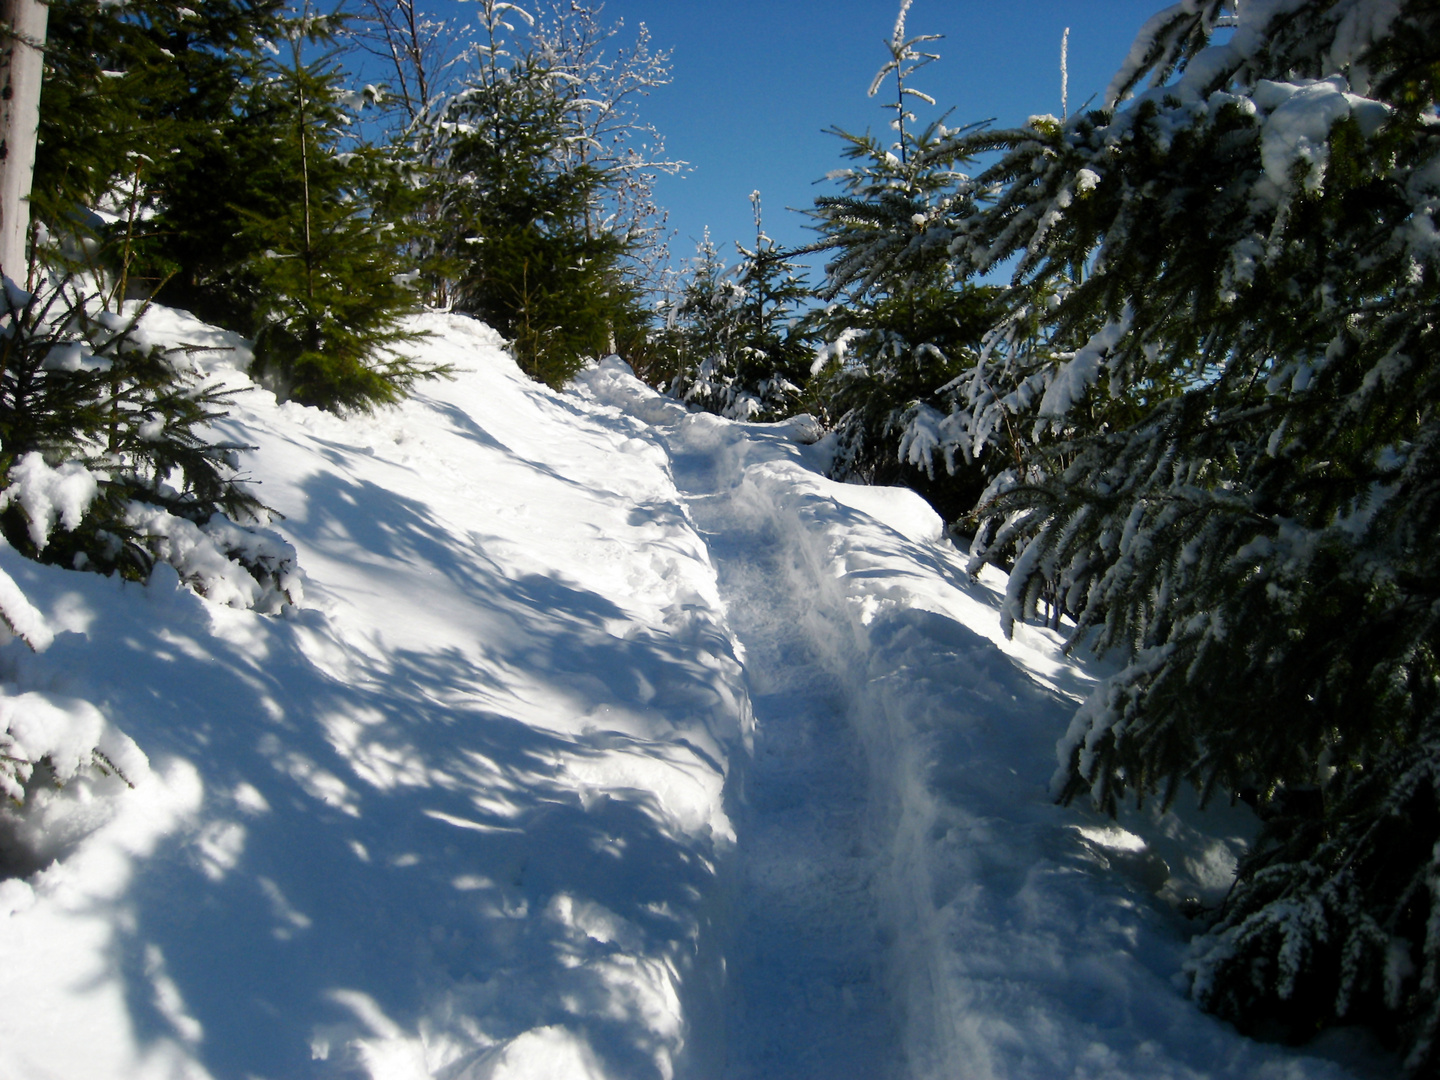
[
  {"xmin": 675, "ymin": 451, "xmax": 899, "ymax": 1078},
  {"xmin": 0, "ymin": 315, "xmax": 1389, "ymax": 1079}
]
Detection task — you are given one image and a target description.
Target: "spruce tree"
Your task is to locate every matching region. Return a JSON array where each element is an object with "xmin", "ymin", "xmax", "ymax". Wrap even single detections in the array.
[
  {"xmin": 444, "ymin": 45, "xmax": 631, "ymax": 386},
  {"xmin": 423, "ymin": 1, "xmax": 671, "ymax": 388},
  {"xmin": 235, "ymin": 4, "xmax": 438, "ymax": 412},
  {"xmin": 32, "ymin": 0, "xmax": 288, "ymax": 296},
  {"xmin": 903, "ymin": 0, "xmax": 1440, "ymax": 1066},
  {"xmin": 0, "ymin": 275, "xmax": 266, "ymax": 582},
  {"xmin": 666, "ymin": 231, "xmax": 742, "ymax": 407},
  {"xmin": 670, "ymin": 194, "xmax": 814, "ymax": 422},
  {"xmin": 33, "ymin": 0, "xmax": 435, "ymax": 413},
  {"xmin": 807, "ymin": 3, "xmax": 997, "ymax": 520}
]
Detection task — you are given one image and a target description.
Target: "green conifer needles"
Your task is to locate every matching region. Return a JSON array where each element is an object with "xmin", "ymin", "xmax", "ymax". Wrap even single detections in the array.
[
  {"xmin": 921, "ymin": 0, "xmax": 1440, "ymax": 1065},
  {"xmin": 34, "ymin": 0, "xmax": 438, "ymax": 414},
  {"xmin": 0, "ymin": 275, "xmax": 298, "ymax": 612},
  {"xmin": 668, "ymin": 195, "xmax": 815, "ymax": 423},
  {"xmin": 239, "ymin": 10, "xmax": 440, "ymax": 411}
]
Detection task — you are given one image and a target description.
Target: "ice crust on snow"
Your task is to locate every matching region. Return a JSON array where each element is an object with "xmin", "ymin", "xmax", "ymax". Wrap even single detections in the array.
[{"xmin": 0, "ymin": 307, "xmax": 1388, "ymax": 1079}]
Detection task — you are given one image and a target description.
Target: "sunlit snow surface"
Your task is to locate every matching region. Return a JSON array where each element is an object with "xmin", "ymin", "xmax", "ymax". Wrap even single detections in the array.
[{"xmin": 0, "ymin": 313, "xmax": 1388, "ymax": 1079}]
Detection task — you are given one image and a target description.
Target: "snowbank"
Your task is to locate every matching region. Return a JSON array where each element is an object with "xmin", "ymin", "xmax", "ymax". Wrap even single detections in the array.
[{"xmin": 1, "ymin": 313, "xmax": 749, "ymax": 1080}]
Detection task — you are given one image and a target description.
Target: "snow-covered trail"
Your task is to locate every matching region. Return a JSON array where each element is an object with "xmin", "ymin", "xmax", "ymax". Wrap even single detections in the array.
[
  {"xmin": 0, "ymin": 317, "xmax": 1391, "ymax": 1079},
  {"xmin": 582, "ymin": 360, "xmax": 1387, "ymax": 1080},
  {"xmin": 674, "ymin": 455, "xmax": 899, "ymax": 1078}
]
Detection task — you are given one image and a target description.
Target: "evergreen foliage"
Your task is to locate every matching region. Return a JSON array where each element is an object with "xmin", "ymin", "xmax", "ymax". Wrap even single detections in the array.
[
  {"xmin": 444, "ymin": 49, "xmax": 631, "ymax": 386},
  {"xmin": 33, "ymin": 0, "xmax": 435, "ymax": 413},
  {"xmin": 806, "ymin": 5, "xmax": 997, "ymax": 521},
  {"xmin": 33, "ymin": 0, "xmax": 287, "ymax": 298},
  {"xmin": 808, "ymin": 276, "xmax": 999, "ymax": 523},
  {"xmin": 0, "ymin": 273, "xmax": 299, "ymax": 609},
  {"xmin": 891, "ymin": 0, "xmax": 1440, "ymax": 1065},
  {"xmin": 665, "ymin": 232, "xmax": 742, "ymax": 408},
  {"xmin": 432, "ymin": 1, "xmax": 675, "ymax": 388},
  {"xmin": 669, "ymin": 195, "xmax": 814, "ymax": 422},
  {"xmin": 0, "ymin": 1, "xmax": 302, "ymax": 623},
  {"xmin": 234, "ymin": 6, "xmax": 439, "ymax": 411}
]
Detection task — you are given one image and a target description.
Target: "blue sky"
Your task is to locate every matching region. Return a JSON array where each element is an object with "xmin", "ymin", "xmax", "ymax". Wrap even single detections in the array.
[{"xmin": 429, "ymin": 0, "xmax": 1166, "ymax": 282}]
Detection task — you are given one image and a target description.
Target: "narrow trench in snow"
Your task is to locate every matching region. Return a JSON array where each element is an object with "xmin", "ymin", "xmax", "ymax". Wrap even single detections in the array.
[{"xmin": 682, "ymin": 479, "xmax": 903, "ymax": 1080}]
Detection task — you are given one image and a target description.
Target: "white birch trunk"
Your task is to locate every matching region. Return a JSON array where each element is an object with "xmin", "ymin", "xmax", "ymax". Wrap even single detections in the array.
[{"xmin": 0, "ymin": 0, "xmax": 49, "ymax": 283}]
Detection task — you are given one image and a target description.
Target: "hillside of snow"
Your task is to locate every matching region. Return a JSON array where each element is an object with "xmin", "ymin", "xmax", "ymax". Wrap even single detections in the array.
[{"xmin": 0, "ymin": 309, "xmax": 1391, "ymax": 1079}]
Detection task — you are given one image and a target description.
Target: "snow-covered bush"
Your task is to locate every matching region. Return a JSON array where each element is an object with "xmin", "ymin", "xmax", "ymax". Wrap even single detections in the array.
[
  {"xmin": 0, "ymin": 276, "xmax": 300, "ymax": 612},
  {"xmin": 0, "ymin": 278, "xmax": 294, "ymax": 865},
  {"xmin": 0, "ymin": 272, "xmax": 294, "ymax": 872},
  {"xmin": 0, "ymin": 689, "xmax": 140, "ymax": 808},
  {"xmin": 33, "ymin": 0, "xmax": 438, "ymax": 414},
  {"xmin": 0, "ymin": 672, "xmax": 149, "ymax": 877},
  {"xmin": 806, "ymin": 4, "xmax": 999, "ymax": 523},
  {"xmin": 0, "ymin": 563, "xmax": 148, "ymax": 874}
]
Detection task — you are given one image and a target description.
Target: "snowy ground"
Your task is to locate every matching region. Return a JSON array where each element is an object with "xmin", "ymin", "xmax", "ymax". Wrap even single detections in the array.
[{"xmin": 0, "ymin": 311, "xmax": 1394, "ymax": 1079}]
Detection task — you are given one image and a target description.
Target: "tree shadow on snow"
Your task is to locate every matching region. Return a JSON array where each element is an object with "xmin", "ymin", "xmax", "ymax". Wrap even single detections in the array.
[{"xmin": 5, "ymin": 469, "xmax": 741, "ymax": 1080}]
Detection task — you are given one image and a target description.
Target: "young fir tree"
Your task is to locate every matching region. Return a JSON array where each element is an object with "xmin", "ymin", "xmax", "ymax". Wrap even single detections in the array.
[
  {"xmin": 443, "ymin": 50, "xmax": 630, "ymax": 386},
  {"xmin": 0, "ymin": 267, "xmax": 303, "ymax": 819},
  {"xmin": 13, "ymin": 0, "xmax": 290, "ymax": 586},
  {"xmin": 234, "ymin": 4, "xmax": 438, "ymax": 412},
  {"xmin": 424, "ymin": 1, "xmax": 671, "ymax": 388},
  {"xmin": 666, "ymin": 231, "xmax": 742, "ymax": 404},
  {"xmin": 0, "ymin": 274, "xmax": 276, "ymax": 585},
  {"xmin": 806, "ymin": 0, "xmax": 997, "ymax": 522},
  {"xmin": 32, "ymin": 0, "xmax": 287, "ymax": 296},
  {"xmin": 348, "ymin": 0, "xmax": 681, "ymax": 333},
  {"xmin": 908, "ymin": 0, "xmax": 1440, "ymax": 1066},
  {"xmin": 34, "ymin": 0, "xmax": 434, "ymax": 413},
  {"xmin": 670, "ymin": 193, "xmax": 814, "ymax": 421}
]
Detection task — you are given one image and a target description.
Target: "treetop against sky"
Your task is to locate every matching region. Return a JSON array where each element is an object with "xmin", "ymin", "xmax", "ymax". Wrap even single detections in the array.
[{"xmin": 426, "ymin": 0, "xmax": 1162, "ymax": 275}]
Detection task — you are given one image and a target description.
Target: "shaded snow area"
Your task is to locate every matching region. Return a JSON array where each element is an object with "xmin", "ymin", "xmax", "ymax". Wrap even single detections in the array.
[{"xmin": 0, "ymin": 312, "xmax": 1390, "ymax": 1079}]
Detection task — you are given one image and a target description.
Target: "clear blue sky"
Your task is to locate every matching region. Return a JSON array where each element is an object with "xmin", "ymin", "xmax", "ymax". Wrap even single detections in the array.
[{"xmin": 429, "ymin": 0, "xmax": 1165, "ymax": 282}]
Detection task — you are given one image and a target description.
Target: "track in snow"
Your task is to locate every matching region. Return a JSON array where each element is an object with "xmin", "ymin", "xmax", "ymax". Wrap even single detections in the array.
[{"xmin": 675, "ymin": 454, "xmax": 903, "ymax": 1080}]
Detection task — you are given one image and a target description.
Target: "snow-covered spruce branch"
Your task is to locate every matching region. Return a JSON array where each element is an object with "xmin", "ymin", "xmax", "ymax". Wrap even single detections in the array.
[{"xmin": 927, "ymin": 0, "xmax": 1440, "ymax": 1064}]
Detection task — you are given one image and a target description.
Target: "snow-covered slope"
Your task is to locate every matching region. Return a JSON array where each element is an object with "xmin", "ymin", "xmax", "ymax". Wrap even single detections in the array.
[{"xmin": 0, "ymin": 312, "xmax": 1389, "ymax": 1079}]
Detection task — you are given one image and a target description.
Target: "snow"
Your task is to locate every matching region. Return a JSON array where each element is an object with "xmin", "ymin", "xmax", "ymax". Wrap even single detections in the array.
[
  {"xmin": 0, "ymin": 309, "xmax": 1392, "ymax": 1078},
  {"xmin": 0, "ymin": 453, "xmax": 99, "ymax": 550},
  {"xmin": 1253, "ymin": 77, "xmax": 1391, "ymax": 196},
  {"xmin": 1037, "ymin": 308, "xmax": 1135, "ymax": 423},
  {"xmin": 0, "ymin": 562, "xmax": 55, "ymax": 651},
  {"xmin": 123, "ymin": 506, "xmax": 303, "ymax": 614}
]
